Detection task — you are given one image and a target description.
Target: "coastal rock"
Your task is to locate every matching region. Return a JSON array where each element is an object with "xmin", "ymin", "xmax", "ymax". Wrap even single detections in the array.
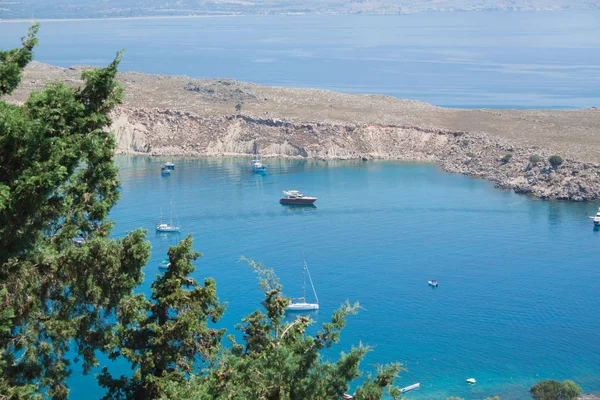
[{"xmin": 110, "ymin": 107, "xmax": 600, "ymax": 201}]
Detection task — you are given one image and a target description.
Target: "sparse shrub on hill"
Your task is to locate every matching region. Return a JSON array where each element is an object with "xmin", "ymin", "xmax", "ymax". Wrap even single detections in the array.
[
  {"xmin": 501, "ymin": 153, "xmax": 513, "ymax": 164},
  {"xmin": 529, "ymin": 154, "xmax": 544, "ymax": 165},
  {"xmin": 548, "ymin": 155, "xmax": 564, "ymax": 169}
]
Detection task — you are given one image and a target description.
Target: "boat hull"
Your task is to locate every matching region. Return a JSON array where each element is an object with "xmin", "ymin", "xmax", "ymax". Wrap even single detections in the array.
[
  {"xmin": 286, "ymin": 303, "xmax": 319, "ymax": 311},
  {"xmin": 156, "ymin": 225, "xmax": 180, "ymax": 232},
  {"xmin": 400, "ymin": 383, "xmax": 420, "ymax": 393},
  {"xmin": 280, "ymin": 197, "xmax": 317, "ymax": 205}
]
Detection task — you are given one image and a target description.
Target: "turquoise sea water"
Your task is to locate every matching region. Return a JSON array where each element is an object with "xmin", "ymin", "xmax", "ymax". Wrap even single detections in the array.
[
  {"xmin": 67, "ymin": 156, "xmax": 600, "ymax": 399},
  {"xmin": 1, "ymin": 11, "xmax": 600, "ymax": 108}
]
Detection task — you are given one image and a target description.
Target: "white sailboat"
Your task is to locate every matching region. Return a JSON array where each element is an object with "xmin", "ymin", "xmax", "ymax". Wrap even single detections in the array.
[
  {"xmin": 155, "ymin": 200, "xmax": 180, "ymax": 232},
  {"xmin": 286, "ymin": 256, "xmax": 319, "ymax": 311},
  {"xmin": 251, "ymin": 154, "xmax": 267, "ymax": 172}
]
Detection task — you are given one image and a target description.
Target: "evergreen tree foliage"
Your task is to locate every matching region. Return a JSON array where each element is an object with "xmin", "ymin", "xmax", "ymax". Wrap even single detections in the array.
[
  {"xmin": 530, "ymin": 380, "xmax": 582, "ymax": 400},
  {"xmin": 98, "ymin": 235, "xmax": 226, "ymax": 400},
  {"xmin": 0, "ymin": 24, "xmax": 38, "ymax": 96},
  {"xmin": 161, "ymin": 258, "xmax": 403, "ymax": 400},
  {"xmin": 0, "ymin": 26, "xmax": 151, "ymax": 399}
]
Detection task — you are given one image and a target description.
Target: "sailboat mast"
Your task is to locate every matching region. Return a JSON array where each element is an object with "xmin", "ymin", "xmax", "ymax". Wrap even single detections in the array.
[
  {"xmin": 302, "ymin": 263, "xmax": 307, "ymax": 301},
  {"xmin": 303, "ymin": 256, "xmax": 319, "ymax": 304}
]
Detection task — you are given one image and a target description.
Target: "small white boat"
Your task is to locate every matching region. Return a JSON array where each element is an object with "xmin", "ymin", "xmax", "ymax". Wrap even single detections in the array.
[
  {"xmin": 156, "ymin": 200, "xmax": 180, "ymax": 232},
  {"xmin": 286, "ymin": 256, "xmax": 319, "ymax": 312},
  {"xmin": 164, "ymin": 162, "xmax": 175, "ymax": 170},
  {"xmin": 159, "ymin": 259, "xmax": 171, "ymax": 269},
  {"xmin": 400, "ymin": 382, "xmax": 421, "ymax": 393},
  {"xmin": 467, "ymin": 378, "xmax": 476, "ymax": 384},
  {"xmin": 342, "ymin": 394, "xmax": 353, "ymax": 399},
  {"xmin": 251, "ymin": 154, "xmax": 267, "ymax": 172},
  {"xmin": 428, "ymin": 280, "xmax": 439, "ymax": 287},
  {"xmin": 160, "ymin": 166, "xmax": 171, "ymax": 176},
  {"xmin": 589, "ymin": 208, "xmax": 600, "ymax": 226}
]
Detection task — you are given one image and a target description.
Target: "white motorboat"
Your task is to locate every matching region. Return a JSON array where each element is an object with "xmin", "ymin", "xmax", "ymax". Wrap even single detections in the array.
[
  {"xmin": 589, "ymin": 208, "xmax": 600, "ymax": 226},
  {"xmin": 428, "ymin": 280, "xmax": 439, "ymax": 287},
  {"xmin": 156, "ymin": 200, "xmax": 180, "ymax": 232},
  {"xmin": 286, "ymin": 256, "xmax": 319, "ymax": 312},
  {"xmin": 280, "ymin": 190, "xmax": 317, "ymax": 205},
  {"xmin": 164, "ymin": 162, "xmax": 175, "ymax": 170}
]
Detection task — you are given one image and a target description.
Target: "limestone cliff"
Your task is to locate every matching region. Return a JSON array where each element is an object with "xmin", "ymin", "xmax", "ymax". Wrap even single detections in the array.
[{"xmin": 111, "ymin": 107, "xmax": 600, "ymax": 201}]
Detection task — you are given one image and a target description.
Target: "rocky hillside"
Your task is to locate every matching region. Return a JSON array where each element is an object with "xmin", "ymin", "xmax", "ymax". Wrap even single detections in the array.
[{"xmin": 6, "ymin": 62, "xmax": 600, "ymax": 201}]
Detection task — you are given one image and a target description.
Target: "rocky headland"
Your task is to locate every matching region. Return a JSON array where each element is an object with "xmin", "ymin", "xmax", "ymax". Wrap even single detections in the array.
[{"xmin": 7, "ymin": 62, "xmax": 600, "ymax": 201}]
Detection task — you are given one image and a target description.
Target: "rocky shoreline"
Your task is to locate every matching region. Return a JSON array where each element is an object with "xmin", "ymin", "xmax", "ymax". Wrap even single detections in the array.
[
  {"xmin": 110, "ymin": 107, "xmax": 600, "ymax": 201},
  {"xmin": 7, "ymin": 63, "xmax": 600, "ymax": 201}
]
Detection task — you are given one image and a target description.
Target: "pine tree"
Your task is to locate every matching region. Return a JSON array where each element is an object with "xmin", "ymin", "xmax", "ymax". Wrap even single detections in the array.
[
  {"xmin": 0, "ymin": 26, "xmax": 151, "ymax": 399},
  {"xmin": 98, "ymin": 235, "xmax": 226, "ymax": 400},
  {"xmin": 162, "ymin": 258, "xmax": 403, "ymax": 400}
]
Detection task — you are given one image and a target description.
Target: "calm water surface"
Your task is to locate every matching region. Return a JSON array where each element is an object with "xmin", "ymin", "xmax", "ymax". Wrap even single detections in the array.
[
  {"xmin": 1, "ymin": 11, "xmax": 600, "ymax": 108},
  {"xmin": 67, "ymin": 156, "xmax": 600, "ymax": 399}
]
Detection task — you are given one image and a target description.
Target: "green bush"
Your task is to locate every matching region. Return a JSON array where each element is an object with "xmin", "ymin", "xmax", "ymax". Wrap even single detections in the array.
[
  {"xmin": 529, "ymin": 154, "xmax": 543, "ymax": 164},
  {"xmin": 530, "ymin": 379, "xmax": 582, "ymax": 400},
  {"xmin": 467, "ymin": 152, "xmax": 476, "ymax": 158},
  {"xmin": 500, "ymin": 153, "xmax": 513, "ymax": 164},
  {"xmin": 235, "ymin": 103, "xmax": 242, "ymax": 112},
  {"xmin": 548, "ymin": 155, "xmax": 564, "ymax": 168}
]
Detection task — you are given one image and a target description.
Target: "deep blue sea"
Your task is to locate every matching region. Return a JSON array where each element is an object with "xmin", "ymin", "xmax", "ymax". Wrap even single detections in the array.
[
  {"xmin": 63, "ymin": 156, "xmax": 600, "ymax": 399},
  {"xmin": 1, "ymin": 11, "xmax": 600, "ymax": 108}
]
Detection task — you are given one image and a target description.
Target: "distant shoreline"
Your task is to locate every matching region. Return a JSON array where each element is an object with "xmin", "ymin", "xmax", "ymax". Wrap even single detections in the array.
[
  {"xmin": 0, "ymin": 8, "xmax": 598, "ymax": 23},
  {"xmin": 0, "ymin": 14, "xmax": 245, "ymax": 24}
]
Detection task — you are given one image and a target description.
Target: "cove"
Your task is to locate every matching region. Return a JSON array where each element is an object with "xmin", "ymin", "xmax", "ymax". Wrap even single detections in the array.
[{"xmin": 66, "ymin": 156, "xmax": 600, "ymax": 399}]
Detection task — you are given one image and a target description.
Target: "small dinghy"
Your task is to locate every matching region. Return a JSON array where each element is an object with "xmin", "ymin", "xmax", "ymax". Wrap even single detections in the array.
[
  {"xmin": 428, "ymin": 280, "xmax": 439, "ymax": 287},
  {"xmin": 467, "ymin": 378, "xmax": 476, "ymax": 384},
  {"xmin": 400, "ymin": 382, "xmax": 421, "ymax": 393}
]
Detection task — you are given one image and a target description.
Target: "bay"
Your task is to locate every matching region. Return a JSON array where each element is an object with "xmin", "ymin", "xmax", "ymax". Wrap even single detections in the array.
[
  {"xmin": 68, "ymin": 156, "xmax": 600, "ymax": 399},
  {"xmin": 1, "ymin": 11, "xmax": 600, "ymax": 108}
]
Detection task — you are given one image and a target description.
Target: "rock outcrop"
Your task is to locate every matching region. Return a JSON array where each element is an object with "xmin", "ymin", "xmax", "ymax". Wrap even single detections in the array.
[{"xmin": 111, "ymin": 107, "xmax": 600, "ymax": 201}]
